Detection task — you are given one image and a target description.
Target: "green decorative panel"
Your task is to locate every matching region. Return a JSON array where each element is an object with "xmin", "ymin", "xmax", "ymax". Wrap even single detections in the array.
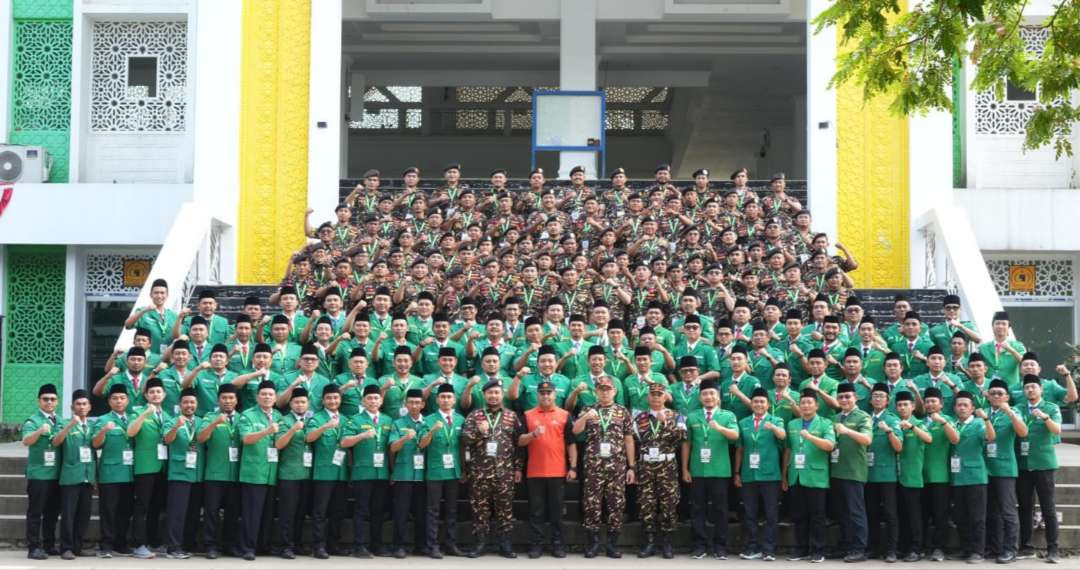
[
  {"xmin": 2, "ymin": 364, "xmax": 63, "ymax": 422},
  {"xmin": 3, "ymin": 246, "xmax": 66, "ymax": 422},
  {"xmin": 9, "ymin": 20, "xmax": 72, "ymax": 182},
  {"xmin": 951, "ymin": 57, "xmax": 966, "ymax": 188},
  {"xmin": 12, "ymin": 0, "xmax": 73, "ymax": 20}
]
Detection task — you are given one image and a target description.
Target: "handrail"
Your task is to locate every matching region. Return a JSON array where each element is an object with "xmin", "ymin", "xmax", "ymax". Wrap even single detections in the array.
[
  {"xmin": 913, "ymin": 204, "xmax": 1004, "ymax": 336},
  {"xmin": 112, "ymin": 201, "xmax": 214, "ymax": 352}
]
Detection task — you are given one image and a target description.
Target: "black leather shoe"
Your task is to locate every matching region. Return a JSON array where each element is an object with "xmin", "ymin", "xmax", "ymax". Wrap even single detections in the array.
[
  {"xmin": 661, "ymin": 533, "xmax": 674, "ymax": 559},
  {"xmin": 528, "ymin": 547, "xmax": 542, "ymax": 559},
  {"xmin": 499, "ymin": 537, "xmax": 517, "ymax": 559},
  {"xmin": 445, "ymin": 544, "xmax": 466, "ymax": 557},
  {"xmin": 584, "ymin": 532, "xmax": 602, "ymax": 559},
  {"xmin": 467, "ymin": 539, "xmax": 486, "ymax": 558},
  {"xmin": 279, "ymin": 548, "xmax": 296, "ymax": 560},
  {"xmin": 46, "ymin": 547, "xmax": 61, "ymax": 556},
  {"xmin": 28, "ymin": 549, "xmax": 48, "ymax": 560},
  {"xmin": 351, "ymin": 547, "xmax": 372, "ymax": 559},
  {"xmin": 552, "ymin": 543, "xmax": 567, "ymax": 558},
  {"xmin": 205, "ymin": 548, "xmax": 220, "ymax": 559},
  {"xmin": 242, "ymin": 552, "xmax": 255, "ymax": 561},
  {"xmin": 392, "ymin": 547, "xmax": 407, "ymax": 559},
  {"xmin": 429, "ymin": 547, "xmax": 443, "ymax": 559},
  {"xmin": 313, "ymin": 548, "xmax": 329, "ymax": 559}
]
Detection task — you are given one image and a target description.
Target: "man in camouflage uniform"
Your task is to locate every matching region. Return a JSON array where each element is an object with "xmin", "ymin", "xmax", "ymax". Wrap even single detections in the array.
[
  {"xmin": 462, "ymin": 380, "xmax": 522, "ymax": 559},
  {"xmin": 572, "ymin": 376, "xmax": 636, "ymax": 559},
  {"xmin": 634, "ymin": 383, "xmax": 684, "ymax": 559}
]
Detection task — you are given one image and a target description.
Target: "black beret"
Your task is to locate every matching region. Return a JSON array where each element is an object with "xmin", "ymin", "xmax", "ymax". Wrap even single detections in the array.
[{"xmin": 38, "ymin": 384, "xmax": 57, "ymax": 397}]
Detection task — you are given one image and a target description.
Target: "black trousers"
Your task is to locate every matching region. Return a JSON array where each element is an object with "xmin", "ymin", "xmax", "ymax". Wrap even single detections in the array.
[
  {"xmin": 834, "ymin": 478, "xmax": 868, "ymax": 555},
  {"xmin": 352, "ymin": 480, "xmax": 388, "ymax": 552},
  {"xmin": 790, "ymin": 484, "xmax": 827, "ymax": 557},
  {"xmin": 1018, "ymin": 469, "xmax": 1058, "ymax": 551},
  {"xmin": 922, "ymin": 482, "xmax": 950, "ymax": 552},
  {"xmin": 59, "ymin": 484, "xmax": 91, "ymax": 554},
  {"xmin": 132, "ymin": 471, "xmax": 167, "ymax": 547},
  {"xmin": 311, "ymin": 480, "xmax": 346, "ymax": 550},
  {"xmin": 690, "ymin": 476, "xmax": 727, "ymax": 549},
  {"xmin": 202, "ymin": 480, "xmax": 239, "ymax": 551},
  {"xmin": 897, "ymin": 485, "xmax": 923, "ymax": 555},
  {"xmin": 740, "ymin": 481, "xmax": 780, "ymax": 555},
  {"xmin": 166, "ymin": 481, "xmax": 193, "ymax": 551},
  {"xmin": 865, "ymin": 481, "xmax": 898, "ymax": 555},
  {"xmin": 392, "ymin": 481, "xmax": 427, "ymax": 548},
  {"xmin": 951, "ymin": 484, "xmax": 987, "ymax": 556},
  {"xmin": 25, "ymin": 479, "xmax": 60, "ymax": 551},
  {"xmin": 239, "ymin": 484, "xmax": 270, "ymax": 556},
  {"xmin": 98, "ymin": 482, "xmax": 132, "ymax": 552},
  {"xmin": 527, "ymin": 477, "xmax": 565, "ymax": 546},
  {"xmin": 276, "ymin": 479, "xmax": 310, "ymax": 551},
  {"xmin": 426, "ymin": 479, "xmax": 460, "ymax": 548},
  {"xmin": 987, "ymin": 476, "xmax": 1019, "ymax": 557}
]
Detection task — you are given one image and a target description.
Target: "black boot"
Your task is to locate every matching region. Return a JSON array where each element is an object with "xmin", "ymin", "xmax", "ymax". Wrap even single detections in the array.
[
  {"xmin": 638, "ymin": 533, "xmax": 656, "ymax": 558},
  {"xmin": 498, "ymin": 535, "xmax": 516, "ymax": 559},
  {"xmin": 584, "ymin": 532, "xmax": 602, "ymax": 559},
  {"xmin": 661, "ymin": 532, "xmax": 674, "ymax": 559},
  {"xmin": 606, "ymin": 531, "xmax": 622, "ymax": 559},
  {"xmin": 466, "ymin": 537, "xmax": 486, "ymax": 559}
]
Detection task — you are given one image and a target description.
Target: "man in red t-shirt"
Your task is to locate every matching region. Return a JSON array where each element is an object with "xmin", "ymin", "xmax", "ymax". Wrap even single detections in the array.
[{"xmin": 518, "ymin": 381, "xmax": 577, "ymax": 559}]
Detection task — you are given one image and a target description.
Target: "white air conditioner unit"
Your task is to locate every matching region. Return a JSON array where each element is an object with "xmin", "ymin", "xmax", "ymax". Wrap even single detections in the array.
[{"xmin": 0, "ymin": 144, "xmax": 51, "ymax": 183}]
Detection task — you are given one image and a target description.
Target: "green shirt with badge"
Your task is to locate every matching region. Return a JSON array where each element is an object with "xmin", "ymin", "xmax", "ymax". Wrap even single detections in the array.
[
  {"xmin": 669, "ymin": 381, "xmax": 702, "ymax": 417},
  {"xmin": 723, "ymin": 373, "xmax": 762, "ymax": 420},
  {"xmin": 57, "ymin": 419, "xmax": 96, "ymax": 486},
  {"xmin": 421, "ymin": 410, "xmax": 465, "ymax": 481},
  {"xmin": 685, "ymin": 407, "xmax": 739, "ymax": 478},
  {"xmin": 516, "ymin": 373, "xmax": 571, "ymax": 412},
  {"xmin": 105, "ymin": 372, "xmax": 150, "ymax": 408},
  {"xmin": 985, "ymin": 407, "xmax": 1020, "ymax": 478},
  {"xmin": 130, "ymin": 405, "xmax": 170, "ymax": 476},
  {"xmin": 423, "ymin": 373, "xmax": 471, "ymax": 412},
  {"xmin": 866, "ymin": 410, "xmax": 901, "ymax": 483},
  {"xmin": 929, "ymin": 321, "xmax": 978, "ymax": 355},
  {"xmin": 890, "ymin": 337, "xmax": 935, "ymax": 379},
  {"xmin": 379, "ymin": 374, "xmax": 425, "ymax": 418},
  {"xmin": 344, "ymin": 410, "xmax": 393, "ymax": 481},
  {"xmin": 237, "ymin": 406, "xmax": 282, "ymax": 485},
  {"xmin": 192, "ymin": 369, "xmax": 238, "ymax": 416},
  {"xmin": 306, "ymin": 409, "xmax": 349, "ymax": 481},
  {"xmin": 913, "ymin": 372, "xmax": 960, "ymax": 412},
  {"xmin": 622, "ymin": 372, "xmax": 670, "ymax": 414},
  {"xmin": 181, "ymin": 313, "xmax": 232, "ymax": 346},
  {"xmin": 199, "ymin": 412, "xmax": 241, "ymax": 482},
  {"xmin": 897, "ymin": 417, "xmax": 927, "ymax": 488},
  {"xmin": 976, "ymin": 340, "xmax": 1026, "ymax": 387},
  {"xmin": 164, "ymin": 415, "xmax": 205, "ymax": 482},
  {"xmin": 785, "ymin": 415, "xmax": 836, "ymax": 488},
  {"xmin": 950, "ymin": 415, "xmax": 989, "ymax": 486},
  {"xmin": 1018, "ymin": 400, "xmax": 1062, "ymax": 471},
  {"xmin": 830, "ymin": 408, "xmax": 873, "ymax": 483},
  {"xmin": 736, "ymin": 413, "xmax": 784, "ymax": 482},
  {"xmin": 922, "ymin": 413, "xmax": 954, "ymax": 484},
  {"xmin": 748, "ymin": 346, "xmax": 785, "ymax": 390},
  {"xmin": 391, "ymin": 415, "xmax": 428, "ymax": 482},
  {"xmin": 156, "ymin": 365, "xmax": 191, "ymax": 415},
  {"xmin": 133, "ymin": 307, "xmax": 179, "ymax": 354},
  {"xmin": 415, "ymin": 341, "xmax": 467, "ymax": 377},
  {"xmin": 797, "ymin": 375, "xmax": 840, "ymax": 419},
  {"xmin": 276, "ymin": 412, "xmax": 312, "ymax": 481},
  {"xmin": 94, "ymin": 410, "xmax": 136, "ymax": 484},
  {"xmin": 22, "ymin": 410, "xmax": 61, "ymax": 480},
  {"xmin": 1010, "ymin": 379, "xmax": 1068, "ymax": 409}
]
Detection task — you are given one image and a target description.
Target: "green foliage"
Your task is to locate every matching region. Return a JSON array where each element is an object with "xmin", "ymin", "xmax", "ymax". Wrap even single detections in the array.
[{"xmin": 814, "ymin": 0, "xmax": 1080, "ymax": 157}]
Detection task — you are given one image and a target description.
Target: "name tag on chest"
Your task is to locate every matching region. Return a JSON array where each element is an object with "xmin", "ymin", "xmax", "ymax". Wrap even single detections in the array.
[
  {"xmin": 332, "ymin": 449, "xmax": 346, "ymax": 466},
  {"xmin": 157, "ymin": 444, "xmax": 168, "ymax": 460},
  {"xmin": 950, "ymin": 455, "xmax": 961, "ymax": 473},
  {"xmin": 1020, "ymin": 441, "xmax": 1030, "ymax": 456},
  {"xmin": 302, "ymin": 450, "xmax": 312, "ymax": 467},
  {"xmin": 442, "ymin": 453, "xmax": 455, "ymax": 469},
  {"xmin": 122, "ymin": 449, "xmax": 134, "ymax": 465},
  {"xmin": 185, "ymin": 451, "xmax": 198, "ymax": 469},
  {"xmin": 486, "ymin": 441, "xmax": 498, "ymax": 457},
  {"xmin": 373, "ymin": 452, "xmax": 385, "ymax": 468},
  {"xmin": 830, "ymin": 448, "xmax": 840, "ymax": 464},
  {"xmin": 699, "ymin": 448, "xmax": 712, "ymax": 463},
  {"xmin": 267, "ymin": 447, "xmax": 279, "ymax": 463},
  {"xmin": 228, "ymin": 447, "xmax": 239, "ymax": 462},
  {"xmin": 647, "ymin": 447, "xmax": 660, "ymax": 460},
  {"xmin": 748, "ymin": 452, "xmax": 761, "ymax": 469},
  {"xmin": 794, "ymin": 453, "xmax": 806, "ymax": 469},
  {"xmin": 599, "ymin": 442, "xmax": 613, "ymax": 458},
  {"xmin": 986, "ymin": 443, "xmax": 998, "ymax": 458},
  {"xmin": 43, "ymin": 451, "xmax": 56, "ymax": 467},
  {"xmin": 413, "ymin": 454, "xmax": 425, "ymax": 470}
]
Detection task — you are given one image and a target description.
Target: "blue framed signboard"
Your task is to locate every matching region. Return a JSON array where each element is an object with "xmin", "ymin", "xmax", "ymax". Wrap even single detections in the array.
[{"xmin": 531, "ymin": 90, "xmax": 606, "ymax": 176}]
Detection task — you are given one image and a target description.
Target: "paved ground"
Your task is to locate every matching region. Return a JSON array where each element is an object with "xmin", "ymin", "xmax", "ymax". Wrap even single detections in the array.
[{"xmin": 0, "ymin": 551, "xmax": 1068, "ymax": 570}]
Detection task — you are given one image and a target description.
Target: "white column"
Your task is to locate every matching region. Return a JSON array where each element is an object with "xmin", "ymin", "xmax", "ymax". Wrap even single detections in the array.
[
  {"xmin": 557, "ymin": 0, "xmax": 598, "ymax": 180},
  {"xmin": 0, "ymin": 0, "xmax": 11, "ymax": 139},
  {"xmin": 806, "ymin": 0, "xmax": 838, "ymax": 241},
  {"xmin": 308, "ymin": 0, "xmax": 343, "ymax": 216},
  {"xmin": 192, "ymin": 0, "xmax": 242, "ymax": 282},
  {"xmin": 340, "ymin": 57, "xmax": 352, "ymax": 179},
  {"xmin": 908, "ymin": 110, "xmax": 954, "ymax": 287},
  {"xmin": 62, "ymin": 246, "xmax": 81, "ymax": 399}
]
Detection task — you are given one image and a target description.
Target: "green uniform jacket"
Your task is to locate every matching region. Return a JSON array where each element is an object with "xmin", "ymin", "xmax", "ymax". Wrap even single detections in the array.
[
  {"xmin": 415, "ymin": 340, "xmax": 466, "ymax": 377},
  {"xmin": 785, "ymin": 415, "xmax": 836, "ymax": 488},
  {"xmin": 923, "ymin": 413, "xmax": 954, "ymax": 484},
  {"xmin": 164, "ymin": 415, "xmax": 205, "ymax": 482},
  {"xmin": 181, "ymin": 313, "xmax": 231, "ymax": 346},
  {"xmin": 331, "ymin": 372, "xmax": 368, "ymax": 416},
  {"xmin": 515, "ymin": 373, "xmax": 571, "ymax": 412},
  {"xmin": 268, "ymin": 341, "xmax": 302, "ymax": 376},
  {"xmin": 276, "ymin": 412, "xmax": 312, "ymax": 481},
  {"xmin": 929, "ymin": 321, "xmax": 978, "ymax": 355},
  {"xmin": 406, "ymin": 316, "xmax": 435, "ymax": 347},
  {"xmin": 94, "ymin": 410, "xmax": 136, "ymax": 484},
  {"xmin": 307, "ymin": 409, "xmax": 349, "ymax": 481},
  {"xmin": 723, "ymin": 373, "xmax": 762, "ymax": 420},
  {"xmin": 344, "ymin": 411, "xmax": 393, "ymax": 481},
  {"xmin": 603, "ymin": 345, "xmax": 636, "ymax": 383},
  {"xmin": 674, "ymin": 341, "xmax": 721, "ymax": 376},
  {"xmin": 748, "ymin": 346, "xmax": 785, "ymax": 390},
  {"xmin": 376, "ymin": 339, "xmax": 417, "ymax": 378},
  {"xmin": 465, "ymin": 374, "xmax": 514, "ymax": 413},
  {"xmin": 867, "ymin": 410, "xmax": 901, "ymax": 483},
  {"xmin": 961, "ymin": 379, "xmax": 992, "ymax": 411},
  {"xmin": 422, "ymin": 373, "xmax": 470, "ymax": 412},
  {"xmin": 309, "ymin": 374, "xmax": 355, "ymax": 414},
  {"xmin": 468, "ymin": 339, "xmax": 518, "ymax": 376},
  {"xmin": 133, "ymin": 306, "xmax": 179, "ymax": 353},
  {"xmin": 889, "ymin": 337, "xmax": 935, "ymax": 379},
  {"xmin": 976, "ymin": 340, "xmax": 1026, "ymax": 387},
  {"xmin": 851, "ymin": 345, "xmax": 887, "ymax": 382},
  {"xmin": 950, "ymin": 416, "xmax": 989, "ymax": 486},
  {"xmin": 830, "ymin": 408, "xmax": 873, "ymax": 482},
  {"xmin": 737, "ymin": 413, "xmax": 784, "ymax": 482},
  {"xmin": 238, "ymin": 407, "xmax": 283, "ymax": 485},
  {"xmin": 105, "ymin": 372, "xmax": 150, "ymax": 408},
  {"xmin": 1018, "ymin": 400, "xmax": 1061, "ymax": 471},
  {"xmin": 192, "ymin": 369, "xmax": 238, "ymax": 417},
  {"xmin": 130, "ymin": 405, "xmax": 170, "ymax": 475},
  {"xmin": 1010, "ymin": 379, "xmax": 1068, "ymax": 408},
  {"xmin": 391, "ymin": 415, "xmax": 428, "ymax": 482},
  {"xmin": 685, "ymin": 408, "xmax": 739, "ymax": 478},
  {"xmin": 766, "ymin": 387, "xmax": 801, "ymax": 425},
  {"xmin": 282, "ymin": 371, "xmax": 332, "ymax": 412},
  {"xmin": 379, "ymin": 374, "xmax": 425, "ymax": 419},
  {"xmin": 669, "ymin": 381, "xmax": 701, "ymax": 417},
  {"xmin": 227, "ymin": 340, "xmax": 257, "ymax": 374},
  {"xmin": 622, "ymin": 372, "xmax": 670, "ymax": 414},
  {"xmin": 897, "ymin": 417, "xmax": 927, "ymax": 488},
  {"xmin": 985, "ymin": 407, "xmax": 1020, "ymax": 478},
  {"xmin": 913, "ymin": 372, "xmax": 960, "ymax": 412},
  {"xmin": 554, "ymin": 339, "xmax": 594, "ymax": 380},
  {"xmin": 22, "ymin": 410, "xmax": 61, "ymax": 480},
  {"xmin": 421, "ymin": 410, "xmax": 465, "ymax": 481},
  {"xmin": 797, "ymin": 375, "xmax": 840, "ymax": 419},
  {"xmin": 672, "ymin": 313, "xmax": 716, "ymax": 344},
  {"xmin": 199, "ymin": 412, "xmax": 241, "ymax": 482},
  {"xmin": 58, "ymin": 419, "xmax": 96, "ymax": 486},
  {"xmin": 156, "ymin": 365, "xmax": 191, "ymax": 415}
]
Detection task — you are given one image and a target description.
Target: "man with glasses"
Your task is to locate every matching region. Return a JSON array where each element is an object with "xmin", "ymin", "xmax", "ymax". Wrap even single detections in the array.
[
  {"xmin": 929, "ymin": 294, "xmax": 981, "ymax": 354},
  {"xmin": 985, "ymin": 378, "xmax": 1027, "ymax": 563},
  {"xmin": 22, "ymin": 384, "xmax": 61, "ymax": 560}
]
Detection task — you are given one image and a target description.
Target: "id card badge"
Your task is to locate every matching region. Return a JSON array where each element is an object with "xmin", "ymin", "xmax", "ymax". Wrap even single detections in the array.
[
  {"xmin": 413, "ymin": 454, "xmax": 425, "ymax": 470},
  {"xmin": 830, "ymin": 448, "xmax": 840, "ymax": 464},
  {"xmin": 485, "ymin": 441, "xmax": 498, "ymax": 457},
  {"xmin": 599, "ymin": 442, "xmax": 613, "ymax": 458},
  {"xmin": 332, "ymin": 449, "xmax": 346, "ymax": 466},
  {"xmin": 302, "ymin": 451, "xmax": 313, "ymax": 467},
  {"xmin": 122, "ymin": 449, "xmax": 134, "ymax": 465},
  {"xmin": 228, "ymin": 447, "xmax": 239, "ymax": 462},
  {"xmin": 43, "ymin": 451, "xmax": 56, "ymax": 467},
  {"xmin": 794, "ymin": 453, "xmax": 806, "ymax": 469},
  {"xmin": 79, "ymin": 446, "xmax": 93, "ymax": 463},
  {"xmin": 635, "ymin": 316, "xmax": 646, "ymax": 329},
  {"xmin": 267, "ymin": 447, "xmax": 279, "ymax": 463},
  {"xmin": 867, "ymin": 452, "xmax": 875, "ymax": 467},
  {"xmin": 173, "ymin": 405, "xmax": 180, "ymax": 415},
  {"xmin": 442, "ymin": 453, "xmax": 455, "ymax": 469},
  {"xmin": 950, "ymin": 455, "xmax": 961, "ymax": 473},
  {"xmin": 985, "ymin": 443, "xmax": 998, "ymax": 458},
  {"xmin": 699, "ymin": 447, "xmax": 712, "ymax": 464},
  {"xmin": 1020, "ymin": 441, "xmax": 1030, "ymax": 456},
  {"xmin": 157, "ymin": 444, "xmax": 169, "ymax": 460},
  {"xmin": 373, "ymin": 452, "xmax": 385, "ymax": 468},
  {"xmin": 399, "ymin": 406, "xmax": 408, "ymax": 418},
  {"xmin": 647, "ymin": 447, "xmax": 660, "ymax": 461},
  {"xmin": 748, "ymin": 452, "xmax": 761, "ymax": 469},
  {"xmin": 185, "ymin": 451, "xmax": 198, "ymax": 469}
]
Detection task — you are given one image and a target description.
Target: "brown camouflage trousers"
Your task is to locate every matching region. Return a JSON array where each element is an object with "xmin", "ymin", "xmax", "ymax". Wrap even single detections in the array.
[
  {"xmin": 638, "ymin": 461, "xmax": 680, "ymax": 532},
  {"xmin": 582, "ymin": 472, "xmax": 626, "ymax": 532},
  {"xmin": 469, "ymin": 473, "xmax": 514, "ymax": 538}
]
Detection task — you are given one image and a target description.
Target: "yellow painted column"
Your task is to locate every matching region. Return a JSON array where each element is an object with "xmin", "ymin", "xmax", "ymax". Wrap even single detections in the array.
[
  {"xmin": 835, "ymin": 32, "xmax": 910, "ymax": 288},
  {"xmin": 237, "ymin": 0, "xmax": 311, "ymax": 284}
]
